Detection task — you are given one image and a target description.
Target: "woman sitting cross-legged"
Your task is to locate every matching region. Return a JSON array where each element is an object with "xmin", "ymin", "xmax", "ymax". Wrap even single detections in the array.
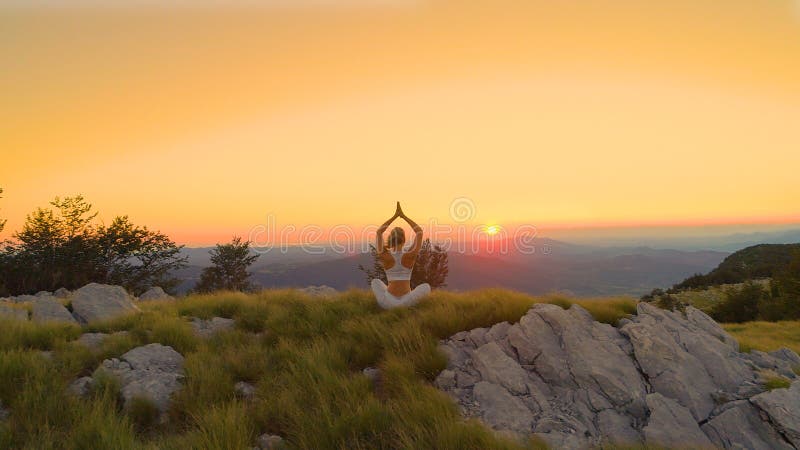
[{"xmin": 371, "ymin": 202, "xmax": 431, "ymax": 309}]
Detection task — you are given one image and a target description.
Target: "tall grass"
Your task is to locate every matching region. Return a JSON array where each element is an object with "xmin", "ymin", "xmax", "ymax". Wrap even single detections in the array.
[
  {"xmin": 0, "ymin": 288, "xmax": 642, "ymax": 449},
  {"xmin": 723, "ymin": 320, "xmax": 800, "ymax": 355}
]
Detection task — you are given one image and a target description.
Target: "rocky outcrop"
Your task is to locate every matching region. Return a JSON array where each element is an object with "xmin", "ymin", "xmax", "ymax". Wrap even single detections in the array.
[
  {"xmin": 71, "ymin": 283, "xmax": 139, "ymax": 324},
  {"xmin": 139, "ymin": 286, "xmax": 173, "ymax": 301},
  {"xmin": 92, "ymin": 343, "xmax": 185, "ymax": 415},
  {"xmin": 435, "ymin": 302, "xmax": 800, "ymax": 449},
  {"xmin": 31, "ymin": 296, "xmax": 77, "ymax": 324},
  {"xmin": 191, "ymin": 317, "xmax": 235, "ymax": 338}
]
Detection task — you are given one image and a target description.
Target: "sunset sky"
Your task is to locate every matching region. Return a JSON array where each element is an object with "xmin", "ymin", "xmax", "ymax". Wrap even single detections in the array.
[{"xmin": 2, "ymin": 0, "xmax": 799, "ymax": 245}]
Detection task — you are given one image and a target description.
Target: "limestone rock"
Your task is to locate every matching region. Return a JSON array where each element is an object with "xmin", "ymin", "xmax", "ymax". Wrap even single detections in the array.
[
  {"xmin": 31, "ymin": 296, "xmax": 77, "ymax": 324},
  {"xmin": 642, "ymin": 393, "xmax": 713, "ymax": 449},
  {"xmin": 9, "ymin": 294, "xmax": 37, "ymax": 303},
  {"xmin": 139, "ymin": 286, "xmax": 173, "ymax": 301},
  {"xmin": 434, "ymin": 300, "xmax": 795, "ymax": 449},
  {"xmin": 702, "ymin": 400, "xmax": 793, "ymax": 450},
  {"xmin": 255, "ymin": 433, "xmax": 285, "ymax": 449},
  {"xmin": 53, "ymin": 287, "xmax": 71, "ymax": 299},
  {"xmin": 71, "ymin": 283, "xmax": 139, "ymax": 324},
  {"xmin": 0, "ymin": 303, "xmax": 28, "ymax": 321},
  {"xmin": 191, "ymin": 317, "xmax": 235, "ymax": 338},
  {"xmin": 769, "ymin": 347, "xmax": 800, "ymax": 367},
  {"xmin": 68, "ymin": 376, "xmax": 95, "ymax": 397},
  {"xmin": 94, "ymin": 343, "xmax": 184, "ymax": 414},
  {"xmin": 750, "ymin": 380, "xmax": 800, "ymax": 447},
  {"xmin": 472, "ymin": 381, "xmax": 534, "ymax": 436},
  {"xmin": 76, "ymin": 332, "xmax": 110, "ymax": 350},
  {"xmin": 235, "ymin": 381, "xmax": 256, "ymax": 399}
]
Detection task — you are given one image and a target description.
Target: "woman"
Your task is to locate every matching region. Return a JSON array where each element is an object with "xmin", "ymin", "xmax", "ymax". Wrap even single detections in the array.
[{"xmin": 371, "ymin": 202, "xmax": 431, "ymax": 309}]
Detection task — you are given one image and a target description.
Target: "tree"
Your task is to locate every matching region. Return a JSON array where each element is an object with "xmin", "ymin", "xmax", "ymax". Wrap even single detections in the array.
[
  {"xmin": 760, "ymin": 250, "xmax": 800, "ymax": 320},
  {"xmin": 710, "ymin": 281, "xmax": 766, "ymax": 323},
  {"xmin": 0, "ymin": 187, "xmax": 6, "ymax": 233},
  {"xmin": 0, "ymin": 195, "xmax": 186, "ymax": 295},
  {"xmin": 95, "ymin": 216, "xmax": 187, "ymax": 294},
  {"xmin": 359, "ymin": 238, "xmax": 449, "ymax": 289},
  {"xmin": 194, "ymin": 237, "xmax": 260, "ymax": 293}
]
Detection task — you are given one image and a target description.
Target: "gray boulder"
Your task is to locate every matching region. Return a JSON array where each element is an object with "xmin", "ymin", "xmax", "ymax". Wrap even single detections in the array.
[
  {"xmin": 31, "ymin": 296, "xmax": 77, "ymax": 324},
  {"xmin": 53, "ymin": 288, "xmax": 71, "ymax": 299},
  {"xmin": 94, "ymin": 343, "xmax": 184, "ymax": 414},
  {"xmin": 71, "ymin": 283, "xmax": 139, "ymax": 324},
  {"xmin": 76, "ymin": 332, "xmax": 110, "ymax": 350},
  {"xmin": 191, "ymin": 317, "xmax": 235, "ymax": 338},
  {"xmin": 235, "ymin": 381, "xmax": 256, "ymax": 399},
  {"xmin": 770, "ymin": 348, "xmax": 800, "ymax": 367},
  {"xmin": 702, "ymin": 400, "xmax": 794, "ymax": 450},
  {"xmin": 68, "ymin": 376, "xmax": 95, "ymax": 397},
  {"xmin": 139, "ymin": 286, "xmax": 173, "ymax": 301},
  {"xmin": 0, "ymin": 303, "xmax": 28, "ymax": 321},
  {"xmin": 750, "ymin": 381, "xmax": 800, "ymax": 447},
  {"xmin": 473, "ymin": 381, "xmax": 535, "ymax": 436},
  {"xmin": 255, "ymin": 433, "xmax": 285, "ymax": 449},
  {"xmin": 9, "ymin": 294, "xmax": 37, "ymax": 304},
  {"xmin": 642, "ymin": 393, "xmax": 713, "ymax": 448}
]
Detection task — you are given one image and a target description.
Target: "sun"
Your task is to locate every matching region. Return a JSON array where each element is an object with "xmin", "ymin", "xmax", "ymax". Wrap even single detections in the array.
[{"xmin": 486, "ymin": 224, "xmax": 500, "ymax": 235}]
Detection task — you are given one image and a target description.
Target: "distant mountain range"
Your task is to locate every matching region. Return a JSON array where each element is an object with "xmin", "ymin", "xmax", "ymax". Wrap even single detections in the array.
[{"xmin": 174, "ymin": 238, "xmax": 731, "ymax": 297}]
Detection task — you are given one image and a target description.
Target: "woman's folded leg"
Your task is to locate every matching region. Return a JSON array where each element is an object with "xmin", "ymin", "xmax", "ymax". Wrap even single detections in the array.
[
  {"xmin": 371, "ymin": 278, "xmax": 396, "ymax": 310},
  {"xmin": 395, "ymin": 283, "xmax": 431, "ymax": 307}
]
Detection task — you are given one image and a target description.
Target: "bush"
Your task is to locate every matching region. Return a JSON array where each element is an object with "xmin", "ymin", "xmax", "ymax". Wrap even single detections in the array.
[{"xmin": 711, "ymin": 281, "xmax": 766, "ymax": 323}]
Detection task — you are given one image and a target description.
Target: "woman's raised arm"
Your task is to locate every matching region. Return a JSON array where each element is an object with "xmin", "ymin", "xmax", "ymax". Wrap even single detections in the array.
[
  {"xmin": 399, "ymin": 207, "xmax": 423, "ymax": 254},
  {"xmin": 376, "ymin": 202, "xmax": 401, "ymax": 253}
]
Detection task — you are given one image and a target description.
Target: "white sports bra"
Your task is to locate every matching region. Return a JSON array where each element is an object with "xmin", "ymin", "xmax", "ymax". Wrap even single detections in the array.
[{"xmin": 384, "ymin": 250, "xmax": 413, "ymax": 281}]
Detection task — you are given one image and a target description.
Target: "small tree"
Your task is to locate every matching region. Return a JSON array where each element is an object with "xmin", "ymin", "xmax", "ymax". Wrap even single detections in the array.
[
  {"xmin": 358, "ymin": 238, "xmax": 449, "ymax": 289},
  {"xmin": 194, "ymin": 237, "xmax": 260, "ymax": 293}
]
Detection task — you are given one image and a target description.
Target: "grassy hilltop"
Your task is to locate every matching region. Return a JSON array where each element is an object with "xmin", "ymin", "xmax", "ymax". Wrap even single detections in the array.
[{"xmin": 0, "ymin": 288, "xmax": 796, "ymax": 449}]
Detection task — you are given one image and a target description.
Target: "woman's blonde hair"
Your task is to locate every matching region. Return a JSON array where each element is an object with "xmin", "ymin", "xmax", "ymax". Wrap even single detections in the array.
[{"xmin": 387, "ymin": 227, "xmax": 405, "ymax": 249}]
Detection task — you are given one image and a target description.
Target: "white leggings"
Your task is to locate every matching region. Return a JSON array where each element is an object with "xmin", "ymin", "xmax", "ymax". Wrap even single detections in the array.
[{"xmin": 371, "ymin": 279, "xmax": 431, "ymax": 310}]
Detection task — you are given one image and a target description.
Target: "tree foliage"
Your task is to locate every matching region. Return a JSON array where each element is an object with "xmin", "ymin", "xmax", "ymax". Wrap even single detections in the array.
[
  {"xmin": 0, "ymin": 187, "xmax": 6, "ymax": 233},
  {"xmin": 0, "ymin": 195, "xmax": 186, "ymax": 296},
  {"xmin": 358, "ymin": 238, "xmax": 449, "ymax": 289},
  {"xmin": 194, "ymin": 237, "xmax": 260, "ymax": 293},
  {"xmin": 710, "ymin": 281, "xmax": 766, "ymax": 323}
]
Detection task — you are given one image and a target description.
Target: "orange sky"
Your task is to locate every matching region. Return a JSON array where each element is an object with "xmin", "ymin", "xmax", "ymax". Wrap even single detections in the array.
[{"xmin": 1, "ymin": 0, "xmax": 799, "ymax": 245}]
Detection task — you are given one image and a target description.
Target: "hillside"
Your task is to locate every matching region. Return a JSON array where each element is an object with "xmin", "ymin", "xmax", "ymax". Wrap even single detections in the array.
[
  {"xmin": 2, "ymin": 287, "xmax": 799, "ymax": 449},
  {"xmin": 673, "ymin": 244, "xmax": 800, "ymax": 290}
]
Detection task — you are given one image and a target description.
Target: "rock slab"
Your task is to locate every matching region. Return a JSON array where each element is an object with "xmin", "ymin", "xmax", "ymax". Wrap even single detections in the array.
[{"xmin": 434, "ymin": 302, "xmax": 800, "ymax": 449}]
